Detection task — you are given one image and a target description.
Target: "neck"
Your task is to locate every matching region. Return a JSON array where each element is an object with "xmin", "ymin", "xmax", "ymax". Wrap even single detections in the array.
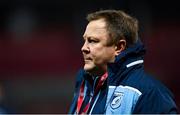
[{"xmin": 87, "ymin": 71, "xmax": 107, "ymax": 79}]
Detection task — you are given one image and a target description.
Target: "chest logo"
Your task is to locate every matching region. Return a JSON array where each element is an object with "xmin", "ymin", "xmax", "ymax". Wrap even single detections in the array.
[{"xmin": 110, "ymin": 92, "xmax": 124, "ymax": 109}]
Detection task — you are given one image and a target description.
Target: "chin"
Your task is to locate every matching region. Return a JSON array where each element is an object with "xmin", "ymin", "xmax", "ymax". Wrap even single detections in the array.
[
  {"xmin": 84, "ymin": 65, "xmax": 94, "ymax": 72},
  {"xmin": 84, "ymin": 64, "xmax": 104, "ymax": 76}
]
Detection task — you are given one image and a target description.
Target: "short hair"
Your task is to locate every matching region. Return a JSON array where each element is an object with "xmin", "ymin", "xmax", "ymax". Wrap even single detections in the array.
[{"xmin": 86, "ymin": 10, "xmax": 139, "ymax": 47}]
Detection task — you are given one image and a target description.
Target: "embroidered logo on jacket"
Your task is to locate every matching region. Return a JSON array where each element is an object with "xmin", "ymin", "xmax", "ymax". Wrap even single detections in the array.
[{"xmin": 110, "ymin": 92, "xmax": 124, "ymax": 109}]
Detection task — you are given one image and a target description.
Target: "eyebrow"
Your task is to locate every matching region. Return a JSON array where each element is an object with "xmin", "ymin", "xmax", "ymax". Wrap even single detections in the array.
[{"xmin": 83, "ymin": 35, "xmax": 97, "ymax": 40}]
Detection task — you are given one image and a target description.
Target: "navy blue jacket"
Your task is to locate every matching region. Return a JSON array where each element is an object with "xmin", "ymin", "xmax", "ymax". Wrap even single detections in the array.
[{"xmin": 69, "ymin": 40, "xmax": 178, "ymax": 114}]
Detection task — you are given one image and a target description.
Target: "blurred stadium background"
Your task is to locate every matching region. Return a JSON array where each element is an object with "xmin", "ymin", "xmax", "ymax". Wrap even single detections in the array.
[{"xmin": 0, "ymin": 0, "xmax": 179, "ymax": 113}]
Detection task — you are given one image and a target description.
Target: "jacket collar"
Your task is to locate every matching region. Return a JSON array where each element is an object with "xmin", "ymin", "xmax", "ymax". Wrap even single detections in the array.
[{"xmin": 107, "ymin": 39, "xmax": 146, "ymax": 75}]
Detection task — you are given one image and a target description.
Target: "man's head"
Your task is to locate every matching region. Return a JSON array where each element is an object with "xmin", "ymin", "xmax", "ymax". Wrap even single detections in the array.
[{"xmin": 81, "ymin": 10, "xmax": 139, "ymax": 76}]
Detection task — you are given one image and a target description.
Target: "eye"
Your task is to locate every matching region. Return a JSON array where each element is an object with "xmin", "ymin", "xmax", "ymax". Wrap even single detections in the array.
[{"xmin": 87, "ymin": 37, "xmax": 98, "ymax": 43}]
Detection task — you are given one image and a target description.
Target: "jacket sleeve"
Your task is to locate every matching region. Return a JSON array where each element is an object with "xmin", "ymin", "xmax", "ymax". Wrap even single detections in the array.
[{"xmin": 132, "ymin": 87, "xmax": 178, "ymax": 114}]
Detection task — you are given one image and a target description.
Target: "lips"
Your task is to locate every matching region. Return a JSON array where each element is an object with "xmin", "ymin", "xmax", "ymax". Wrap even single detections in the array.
[{"xmin": 83, "ymin": 57, "xmax": 92, "ymax": 62}]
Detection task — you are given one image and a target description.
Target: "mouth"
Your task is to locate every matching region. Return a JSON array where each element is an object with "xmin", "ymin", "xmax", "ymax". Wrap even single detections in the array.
[{"xmin": 83, "ymin": 57, "xmax": 92, "ymax": 62}]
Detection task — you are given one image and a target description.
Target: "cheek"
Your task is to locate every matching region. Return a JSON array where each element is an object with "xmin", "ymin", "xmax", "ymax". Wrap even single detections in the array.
[
  {"xmin": 91, "ymin": 47, "xmax": 103, "ymax": 59},
  {"xmin": 91, "ymin": 47, "xmax": 115, "ymax": 63}
]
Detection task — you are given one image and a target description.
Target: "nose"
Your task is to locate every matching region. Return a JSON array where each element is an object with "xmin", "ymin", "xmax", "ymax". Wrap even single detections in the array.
[{"xmin": 81, "ymin": 41, "xmax": 90, "ymax": 53}]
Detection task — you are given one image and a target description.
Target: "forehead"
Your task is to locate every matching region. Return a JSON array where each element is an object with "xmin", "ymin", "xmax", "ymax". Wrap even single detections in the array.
[{"xmin": 83, "ymin": 19, "xmax": 108, "ymax": 38}]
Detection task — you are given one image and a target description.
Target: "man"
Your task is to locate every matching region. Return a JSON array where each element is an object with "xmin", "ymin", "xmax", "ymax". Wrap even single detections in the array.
[{"xmin": 69, "ymin": 10, "xmax": 178, "ymax": 114}]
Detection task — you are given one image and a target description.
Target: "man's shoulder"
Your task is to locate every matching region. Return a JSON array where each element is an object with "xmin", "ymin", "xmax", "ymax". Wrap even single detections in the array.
[
  {"xmin": 125, "ymin": 71, "xmax": 172, "ymax": 96},
  {"xmin": 131, "ymin": 73, "xmax": 178, "ymax": 113}
]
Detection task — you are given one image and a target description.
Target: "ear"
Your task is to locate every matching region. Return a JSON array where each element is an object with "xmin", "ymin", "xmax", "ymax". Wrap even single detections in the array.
[{"xmin": 115, "ymin": 39, "xmax": 126, "ymax": 56}]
